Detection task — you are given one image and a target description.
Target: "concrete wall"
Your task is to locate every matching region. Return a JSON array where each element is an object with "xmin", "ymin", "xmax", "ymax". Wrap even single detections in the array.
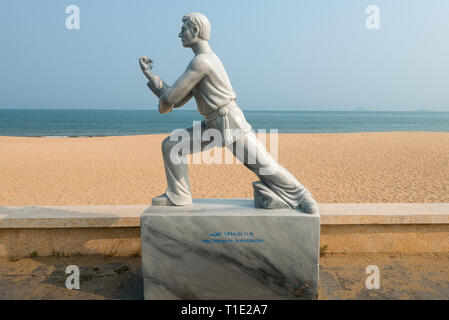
[{"xmin": 0, "ymin": 227, "xmax": 141, "ymax": 258}]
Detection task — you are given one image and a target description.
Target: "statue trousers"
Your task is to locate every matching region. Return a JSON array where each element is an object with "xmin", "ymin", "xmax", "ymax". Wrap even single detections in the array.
[{"xmin": 161, "ymin": 120, "xmax": 310, "ymax": 207}]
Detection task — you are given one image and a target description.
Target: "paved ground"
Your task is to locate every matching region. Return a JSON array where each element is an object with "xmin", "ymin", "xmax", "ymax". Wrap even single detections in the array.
[
  {"xmin": 319, "ymin": 252, "xmax": 449, "ymax": 299},
  {"xmin": 0, "ymin": 253, "xmax": 448, "ymax": 300}
]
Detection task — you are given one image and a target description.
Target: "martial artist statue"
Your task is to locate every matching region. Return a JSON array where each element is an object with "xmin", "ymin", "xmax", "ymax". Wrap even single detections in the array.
[{"xmin": 139, "ymin": 12, "xmax": 318, "ymax": 213}]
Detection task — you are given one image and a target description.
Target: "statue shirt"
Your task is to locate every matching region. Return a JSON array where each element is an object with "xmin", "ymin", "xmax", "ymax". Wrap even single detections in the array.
[{"xmin": 191, "ymin": 53, "xmax": 252, "ymax": 145}]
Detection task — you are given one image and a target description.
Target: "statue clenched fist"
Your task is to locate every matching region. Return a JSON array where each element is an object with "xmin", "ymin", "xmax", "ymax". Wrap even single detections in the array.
[{"xmin": 139, "ymin": 56, "xmax": 153, "ymax": 72}]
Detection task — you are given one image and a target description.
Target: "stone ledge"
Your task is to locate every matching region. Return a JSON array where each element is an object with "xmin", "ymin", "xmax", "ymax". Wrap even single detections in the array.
[
  {"xmin": 319, "ymin": 203, "xmax": 449, "ymax": 225},
  {"xmin": 0, "ymin": 205, "xmax": 146, "ymax": 228},
  {"xmin": 1, "ymin": 201, "xmax": 449, "ymax": 228},
  {"xmin": 1, "ymin": 201, "xmax": 449, "ymax": 256}
]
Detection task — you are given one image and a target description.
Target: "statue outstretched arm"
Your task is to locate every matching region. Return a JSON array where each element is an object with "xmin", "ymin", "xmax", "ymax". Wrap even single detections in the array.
[
  {"xmin": 145, "ymin": 73, "xmax": 169, "ymax": 97},
  {"xmin": 145, "ymin": 75, "xmax": 193, "ymax": 110},
  {"xmin": 140, "ymin": 56, "xmax": 203, "ymax": 114},
  {"xmin": 173, "ymin": 91, "xmax": 193, "ymax": 108},
  {"xmin": 157, "ymin": 58, "xmax": 205, "ymax": 113}
]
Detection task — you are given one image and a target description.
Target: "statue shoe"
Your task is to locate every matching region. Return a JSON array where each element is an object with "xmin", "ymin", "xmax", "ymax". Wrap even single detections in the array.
[
  {"xmin": 297, "ymin": 194, "xmax": 319, "ymax": 214},
  {"xmin": 152, "ymin": 193, "xmax": 176, "ymax": 206}
]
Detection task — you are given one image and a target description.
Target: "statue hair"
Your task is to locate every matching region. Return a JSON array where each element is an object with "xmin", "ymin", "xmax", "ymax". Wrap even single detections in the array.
[{"xmin": 182, "ymin": 12, "xmax": 211, "ymax": 41}]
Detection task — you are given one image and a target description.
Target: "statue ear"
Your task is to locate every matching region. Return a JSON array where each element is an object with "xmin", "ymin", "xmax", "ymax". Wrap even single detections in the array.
[{"xmin": 192, "ymin": 26, "xmax": 199, "ymax": 37}]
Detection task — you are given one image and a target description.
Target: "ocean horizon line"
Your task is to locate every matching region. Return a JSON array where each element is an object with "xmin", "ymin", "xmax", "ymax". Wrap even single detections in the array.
[
  {"xmin": 2, "ymin": 130, "xmax": 449, "ymax": 139},
  {"xmin": 2, "ymin": 109, "xmax": 448, "ymax": 136},
  {"xmin": 1, "ymin": 108, "xmax": 449, "ymax": 113}
]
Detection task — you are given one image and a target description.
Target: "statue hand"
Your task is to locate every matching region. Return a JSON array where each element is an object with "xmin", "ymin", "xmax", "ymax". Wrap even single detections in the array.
[{"xmin": 139, "ymin": 56, "xmax": 153, "ymax": 72}]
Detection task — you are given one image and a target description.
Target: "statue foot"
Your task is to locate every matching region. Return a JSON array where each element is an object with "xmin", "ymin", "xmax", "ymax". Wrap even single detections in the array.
[
  {"xmin": 297, "ymin": 194, "xmax": 319, "ymax": 214},
  {"xmin": 253, "ymin": 181, "xmax": 290, "ymax": 209},
  {"xmin": 152, "ymin": 193, "xmax": 176, "ymax": 206}
]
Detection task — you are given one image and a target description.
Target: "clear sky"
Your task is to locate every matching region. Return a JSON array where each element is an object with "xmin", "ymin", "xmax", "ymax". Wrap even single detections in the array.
[{"xmin": 1, "ymin": 0, "xmax": 449, "ymax": 111}]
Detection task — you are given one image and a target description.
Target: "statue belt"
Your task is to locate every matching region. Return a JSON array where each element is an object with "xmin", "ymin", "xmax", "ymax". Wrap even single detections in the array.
[
  {"xmin": 203, "ymin": 101, "xmax": 237, "ymax": 122},
  {"xmin": 203, "ymin": 101, "xmax": 238, "ymax": 145}
]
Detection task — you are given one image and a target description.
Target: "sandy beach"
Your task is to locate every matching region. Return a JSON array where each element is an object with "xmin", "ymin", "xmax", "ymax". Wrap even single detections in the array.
[{"xmin": 1, "ymin": 132, "xmax": 448, "ymax": 206}]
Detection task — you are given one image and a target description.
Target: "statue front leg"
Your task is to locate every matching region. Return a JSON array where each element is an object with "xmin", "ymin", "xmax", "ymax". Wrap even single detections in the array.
[{"xmin": 154, "ymin": 136, "xmax": 193, "ymax": 206}]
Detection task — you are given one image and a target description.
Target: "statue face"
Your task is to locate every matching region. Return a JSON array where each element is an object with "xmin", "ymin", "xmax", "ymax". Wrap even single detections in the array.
[{"xmin": 178, "ymin": 21, "xmax": 197, "ymax": 48}]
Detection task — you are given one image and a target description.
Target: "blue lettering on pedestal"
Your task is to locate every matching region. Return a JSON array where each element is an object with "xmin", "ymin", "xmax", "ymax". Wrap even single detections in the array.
[{"xmin": 201, "ymin": 231, "xmax": 264, "ymax": 244}]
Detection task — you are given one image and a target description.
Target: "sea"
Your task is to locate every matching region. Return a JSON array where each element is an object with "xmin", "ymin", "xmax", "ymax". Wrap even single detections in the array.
[{"xmin": 0, "ymin": 109, "xmax": 448, "ymax": 137}]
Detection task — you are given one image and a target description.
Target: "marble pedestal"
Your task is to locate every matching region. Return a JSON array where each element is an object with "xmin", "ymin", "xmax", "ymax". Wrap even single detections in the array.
[{"xmin": 140, "ymin": 199, "xmax": 320, "ymax": 300}]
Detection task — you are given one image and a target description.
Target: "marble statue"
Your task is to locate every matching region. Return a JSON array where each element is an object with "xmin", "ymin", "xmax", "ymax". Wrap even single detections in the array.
[{"xmin": 139, "ymin": 13, "xmax": 318, "ymax": 214}]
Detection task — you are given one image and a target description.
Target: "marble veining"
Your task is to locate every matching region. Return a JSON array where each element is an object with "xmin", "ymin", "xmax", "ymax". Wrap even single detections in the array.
[{"xmin": 141, "ymin": 199, "xmax": 320, "ymax": 300}]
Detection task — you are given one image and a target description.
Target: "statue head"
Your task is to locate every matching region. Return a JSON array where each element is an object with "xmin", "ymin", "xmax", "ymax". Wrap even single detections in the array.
[{"xmin": 179, "ymin": 12, "xmax": 211, "ymax": 47}]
